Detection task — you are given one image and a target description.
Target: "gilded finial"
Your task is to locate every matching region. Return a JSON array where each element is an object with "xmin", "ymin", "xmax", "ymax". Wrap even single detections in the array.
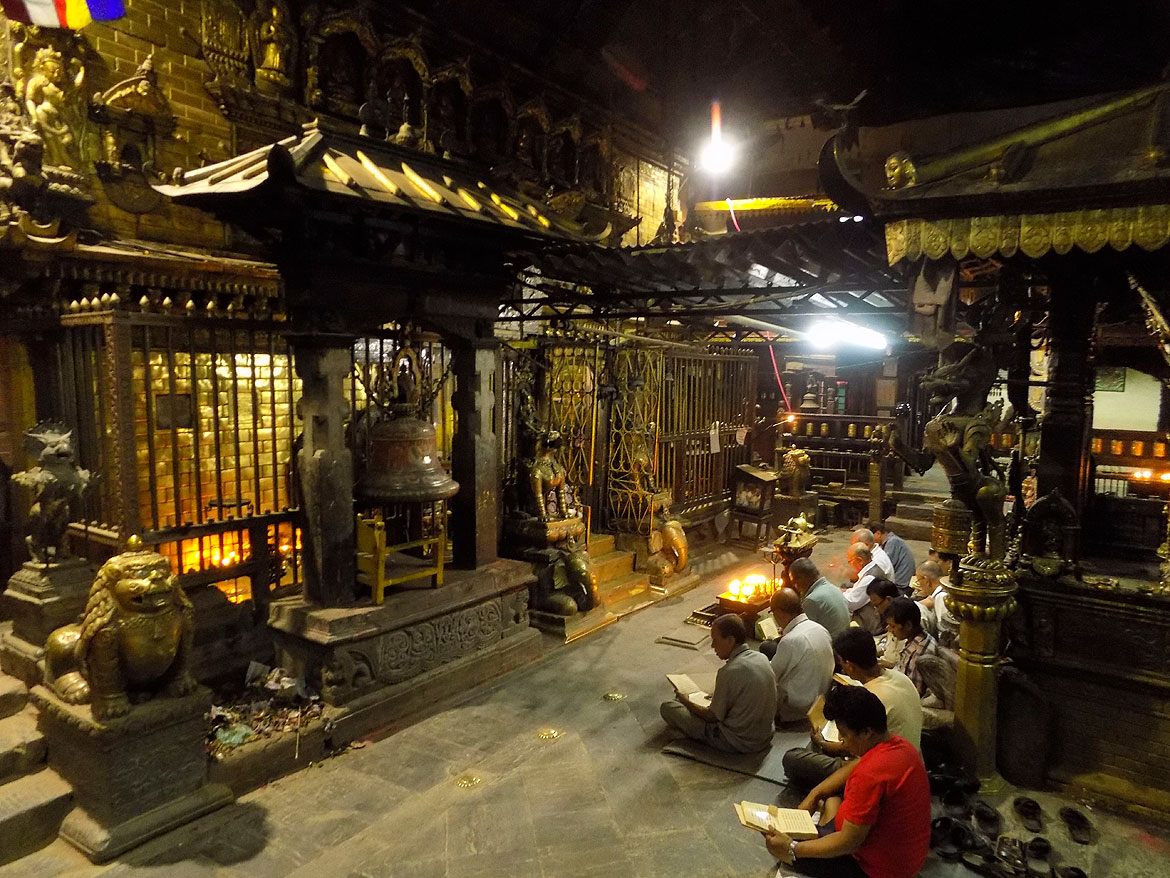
[{"xmin": 126, "ymin": 534, "xmax": 143, "ymax": 552}]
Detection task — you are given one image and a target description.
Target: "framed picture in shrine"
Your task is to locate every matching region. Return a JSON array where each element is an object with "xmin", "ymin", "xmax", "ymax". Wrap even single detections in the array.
[{"xmin": 1095, "ymin": 367, "xmax": 1126, "ymax": 393}]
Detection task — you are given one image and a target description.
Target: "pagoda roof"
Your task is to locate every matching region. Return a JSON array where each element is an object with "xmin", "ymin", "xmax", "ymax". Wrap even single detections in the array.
[{"xmin": 156, "ymin": 121, "xmax": 602, "ymax": 247}]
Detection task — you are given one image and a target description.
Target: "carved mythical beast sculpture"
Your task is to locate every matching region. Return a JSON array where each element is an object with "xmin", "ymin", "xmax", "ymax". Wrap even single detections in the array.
[
  {"xmin": 45, "ymin": 536, "xmax": 197, "ymax": 720},
  {"xmin": 778, "ymin": 447, "xmax": 812, "ymax": 497},
  {"xmin": 11, "ymin": 421, "xmax": 90, "ymax": 563}
]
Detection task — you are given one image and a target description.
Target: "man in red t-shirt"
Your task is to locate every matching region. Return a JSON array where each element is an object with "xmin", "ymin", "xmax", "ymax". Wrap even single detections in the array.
[{"xmin": 764, "ymin": 686, "xmax": 930, "ymax": 878}]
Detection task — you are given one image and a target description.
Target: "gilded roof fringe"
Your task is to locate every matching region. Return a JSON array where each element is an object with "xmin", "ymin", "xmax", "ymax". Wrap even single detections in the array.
[{"xmin": 884, "ymin": 206, "xmax": 1170, "ymax": 264}]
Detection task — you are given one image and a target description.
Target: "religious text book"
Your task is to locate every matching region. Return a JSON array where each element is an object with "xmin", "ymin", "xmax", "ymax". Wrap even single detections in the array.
[
  {"xmin": 666, "ymin": 673, "xmax": 712, "ymax": 710},
  {"xmin": 734, "ymin": 802, "xmax": 819, "ymax": 839}
]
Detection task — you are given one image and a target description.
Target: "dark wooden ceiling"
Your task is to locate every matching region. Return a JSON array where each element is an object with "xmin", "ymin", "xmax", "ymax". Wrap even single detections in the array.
[{"xmin": 412, "ymin": 0, "xmax": 1170, "ymax": 142}]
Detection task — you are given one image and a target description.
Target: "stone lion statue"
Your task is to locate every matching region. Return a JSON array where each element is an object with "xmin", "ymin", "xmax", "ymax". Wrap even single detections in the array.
[
  {"xmin": 45, "ymin": 536, "xmax": 196, "ymax": 720},
  {"xmin": 779, "ymin": 447, "xmax": 812, "ymax": 497}
]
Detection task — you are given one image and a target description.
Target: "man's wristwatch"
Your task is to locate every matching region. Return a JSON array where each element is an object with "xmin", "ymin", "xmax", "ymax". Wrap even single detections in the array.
[{"xmin": 789, "ymin": 839, "xmax": 800, "ymax": 862}]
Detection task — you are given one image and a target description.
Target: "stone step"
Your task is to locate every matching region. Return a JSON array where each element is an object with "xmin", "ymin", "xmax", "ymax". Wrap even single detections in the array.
[
  {"xmin": 885, "ymin": 515, "xmax": 932, "ymax": 542},
  {"xmin": 0, "ymin": 769, "xmax": 73, "ymax": 865},
  {"xmin": 893, "ymin": 501, "xmax": 937, "ymax": 522},
  {"xmin": 587, "ymin": 533, "xmax": 616, "ymax": 557},
  {"xmin": 590, "ymin": 550, "xmax": 635, "ymax": 584},
  {"xmin": 0, "ymin": 676, "xmax": 27, "ymax": 721},
  {"xmin": 603, "ymin": 577, "xmax": 660, "ymax": 618},
  {"xmin": 597, "ymin": 571, "xmax": 652, "ymax": 609},
  {"xmin": 0, "ymin": 709, "xmax": 46, "ymax": 782}
]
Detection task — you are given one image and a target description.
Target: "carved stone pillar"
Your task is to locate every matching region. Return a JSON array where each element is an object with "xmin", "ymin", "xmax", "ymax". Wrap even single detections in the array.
[
  {"xmin": 450, "ymin": 340, "xmax": 499, "ymax": 569},
  {"xmin": 945, "ymin": 557, "xmax": 1018, "ymax": 782},
  {"xmin": 1036, "ymin": 281, "xmax": 1095, "ymax": 523},
  {"xmin": 293, "ymin": 339, "xmax": 355, "ymax": 606}
]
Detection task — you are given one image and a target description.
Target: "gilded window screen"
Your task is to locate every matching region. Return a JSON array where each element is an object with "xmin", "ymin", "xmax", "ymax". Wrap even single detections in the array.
[{"xmin": 130, "ymin": 327, "xmax": 302, "ymax": 601}]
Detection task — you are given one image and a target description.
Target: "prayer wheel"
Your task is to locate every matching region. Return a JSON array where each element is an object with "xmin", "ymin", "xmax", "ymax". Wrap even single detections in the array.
[{"xmin": 359, "ymin": 406, "xmax": 458, "ymax": 503}]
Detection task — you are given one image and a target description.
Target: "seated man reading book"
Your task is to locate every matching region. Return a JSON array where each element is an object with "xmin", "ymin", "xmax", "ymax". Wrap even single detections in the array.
[
  {"xmin": 782, "ymin": 629, "xmax": 922, "ymax": 790},
  {"xmin": 767, "ymin": 588, "xmax": 835, "ymax": 724},
  {"xmin": 660, "ymin": 614, "xmax": 777, "ymax": 753},
  {"xmin": 764, "ymin": 686, "xmax": 930, "ymax": 878}
]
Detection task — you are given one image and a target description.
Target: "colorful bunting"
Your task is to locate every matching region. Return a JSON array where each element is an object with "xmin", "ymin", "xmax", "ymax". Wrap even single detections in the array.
[{"xmin": 0, "ymin": 0, "xmax": 125, "ymax": 29}]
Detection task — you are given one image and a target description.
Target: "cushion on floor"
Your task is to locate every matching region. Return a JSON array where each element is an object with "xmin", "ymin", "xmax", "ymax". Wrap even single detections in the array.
[{"xmin": 662, "ymin": 729, "xmax": 811, "ymax": 784}]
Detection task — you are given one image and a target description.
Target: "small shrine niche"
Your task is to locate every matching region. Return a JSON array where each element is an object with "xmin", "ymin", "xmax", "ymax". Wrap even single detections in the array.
[
  {"xmin": 377, "ymin": 51, "xmax": 427, "ymax": 130},
  {"xmin": 512, "ymin": 102, "xmax": 549, "ymax": 183},
  {"xmin": 548, "ymin": 118, "xmax": 580, "ymax": 189},
  {"xmin": 579, "ymin": 134, "xmax": 608, "ymax": 199},
  {"xmin": 470, "ymin": 88, "xmax": 512, "ymax": 165},
  {"xmin": 429, "ymin": 66, "xmax": 472, "ymax": 158},
  {"xmin": 358, "ymin": 51, "xmax": 428, "ymax": 147},
  {"xmin": 89, "ymin": 56, "xmax": 176, "ymax": 214},
  {"xmin": 312, "ymin": 31, "xmax": 371, "ymax": 115}
]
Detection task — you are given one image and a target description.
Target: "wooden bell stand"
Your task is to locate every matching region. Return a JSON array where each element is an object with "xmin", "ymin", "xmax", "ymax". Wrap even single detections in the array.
[{"xmin": 355, "ymin": 503, "xmax": 447, "ymax": 604}]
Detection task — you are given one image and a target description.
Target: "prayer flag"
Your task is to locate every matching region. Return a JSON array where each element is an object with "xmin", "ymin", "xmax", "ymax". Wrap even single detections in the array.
[{"xmin": 1, "ymin": 0, "xmax": 125, "ymax": 29}]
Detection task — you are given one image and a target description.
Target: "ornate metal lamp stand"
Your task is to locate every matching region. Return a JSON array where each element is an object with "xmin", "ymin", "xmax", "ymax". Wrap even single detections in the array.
[{"xmin": 946, "ymin": 556, "xmax": 1018, "ymax": 783}]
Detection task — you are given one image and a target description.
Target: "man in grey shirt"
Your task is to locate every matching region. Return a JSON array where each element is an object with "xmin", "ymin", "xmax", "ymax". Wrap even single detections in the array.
[
  {"xmin": 790, "ymin": 558, "xmax": 850, "ymax": 638},
  {"xmin": 768, "ymin": 588, "xmax": 835, "ymax": 723},
  {"xmin": 870, "ymin": 520, "xmax": 916, "ymax": 590},
  {"xmin": 661, "ymin": 614, "xmax": 777, "ymax": 753}
]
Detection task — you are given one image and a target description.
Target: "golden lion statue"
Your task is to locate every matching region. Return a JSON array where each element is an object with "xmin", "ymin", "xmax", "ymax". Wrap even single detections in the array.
[{"xmin": 45, "ymin": 536, "xmax": 196, "ymax": 721}]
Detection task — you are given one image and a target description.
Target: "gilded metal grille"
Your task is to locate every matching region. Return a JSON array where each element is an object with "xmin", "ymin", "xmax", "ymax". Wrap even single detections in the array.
[
  {"xmin": 658, "ymin": 351, "xmax": 756, "ymax": 518},
  {"xmin": 38, "ymin": 318, "xmax": 305, "ymax": 608},
  {"xmin": 129, "ymin": 323, "xmax": 302, "ymax": 603},
  {"xmin": 606, "ymin": 347, "xmax": 664, "ymax": 534},
  {"xmin": 544, "ymin": 344, "xmax": 600, "ymax": 493}
]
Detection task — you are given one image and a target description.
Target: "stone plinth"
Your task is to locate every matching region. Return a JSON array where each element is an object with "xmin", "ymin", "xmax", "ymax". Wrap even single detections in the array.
[
  {"xmin": 30, "ymin": 686, "xmax": 232, "ymax": 862},
  {"xmin": 530, "ymin": 606, "xmax": 617, "ymax": 643},
  {"xmin": 268, "ymin": 560, "xmax": 539, "ymax": 738},
  {"xmin": 1, "ymin": 558, "xmax": 95, "ymax": 685},
  {"xmin": 772, "ymin": 494, "xmax": 819, "ymax": 531}
]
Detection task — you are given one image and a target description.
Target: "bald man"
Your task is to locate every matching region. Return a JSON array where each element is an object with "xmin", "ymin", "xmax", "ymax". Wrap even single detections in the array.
[
  {"xmin": 768, "ymin": 587, "xmax": 835, "ymax": 723},
  {"xmin": 851, "ymin": 527, "xmax": 895, "ymax": 580}
]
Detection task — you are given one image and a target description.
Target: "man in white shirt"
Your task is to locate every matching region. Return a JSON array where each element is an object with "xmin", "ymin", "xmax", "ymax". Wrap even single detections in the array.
[
  {"xmin": 767, "ymin": 588, "xmax": 835, "ymax": 724},
  {"xmin": 912, "ymin": 560, "xmax": 959, "ymax": 649},
  {"xmin": 782, "ymin": 628, "xmax": 923, "ymax": 789},
  {"xmin": 851, "ymin": 528, "xmax": 894, "ymax": 581},
  {"xmin": 843, "ymin": 544, "xmax": 879, "ymax": 613}
]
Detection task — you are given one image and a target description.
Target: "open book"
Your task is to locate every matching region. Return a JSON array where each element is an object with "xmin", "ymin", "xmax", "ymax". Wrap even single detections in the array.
[
  {"xmin": 832, "ymin": 672, "xmax": 863, "ymax": 687},
  {"xmin": 734, "ymin": 801, "xmax": 819, "ymax": 839},
  {"xmin": 666, "ymin": 673, "xmax": 712, "ymax": 710},
  {"xmin": 805, "ymin": 695, "xmax": 841, "ymax": 744}
]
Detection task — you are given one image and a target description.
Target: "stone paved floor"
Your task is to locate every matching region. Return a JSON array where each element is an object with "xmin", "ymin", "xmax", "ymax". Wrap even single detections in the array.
[{"xmin": 3, "ymin": 532, "xmax": 1169, "ymax": 878}]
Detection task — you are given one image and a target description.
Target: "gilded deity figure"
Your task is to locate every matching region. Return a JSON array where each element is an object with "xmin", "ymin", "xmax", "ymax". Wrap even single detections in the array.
[
  {"xmin": 529, "ymin": 431, "xmax": 575, "ymax": 521},
  {"xmin": 23, "ymin": 47, "xmax": 83, "ymax": 170},
  {"xmin": 252, "ymin": 1, "xmax": 296, "ymax": 94}
]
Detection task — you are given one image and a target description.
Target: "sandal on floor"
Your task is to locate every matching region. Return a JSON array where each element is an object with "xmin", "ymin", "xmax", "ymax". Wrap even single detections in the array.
[
  {"xmin": 930, "ymin": 770, "xmax": 962, "ymax": 796},
  {"xmin": 961, "ymin": 852, "xmax": 1011, "ymax": 878},
  {"xmin": 974, "ymin": 799, "xmax": 1004, "ymax": 837},
  {"xmin": 938, "ymin": 820, "xmax": 982, "ymax": 861},
  {"xmin": 1013, "ymin": 796, "xmax": 1044, "ymax": 833},
  {"xmin": 1058, "ymin": 806, "xmax": 1093, "ymax": 845},
  {"xmin": 1025, "ymin": 836, "xmax": 1052, "ymax": 878},
  {"xmin": 1057, "ymin": 869, "xmax": 1087, "ymax": 878},
  {"xmin": 945, "ymin": 785, "xmax": 974, "ymax": 818},
  {"xmin": 932, "ymin": 816, "xmax": 956, "ymax": 849}
]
